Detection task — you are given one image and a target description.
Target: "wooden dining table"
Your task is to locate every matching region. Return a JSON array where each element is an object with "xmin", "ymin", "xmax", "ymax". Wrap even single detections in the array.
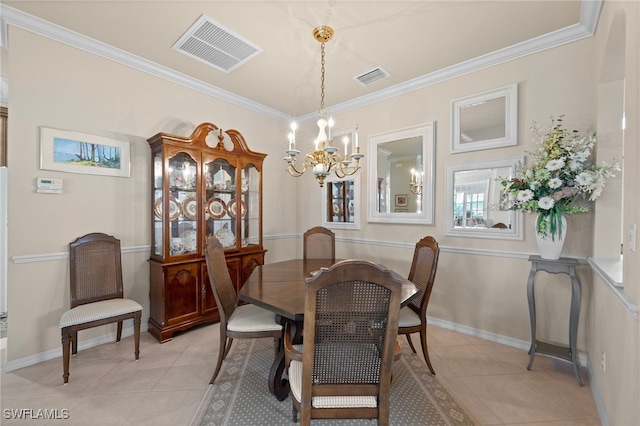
[{"xmin": 238, "ymin": 258, "xmax": 420, "ymax": 400}]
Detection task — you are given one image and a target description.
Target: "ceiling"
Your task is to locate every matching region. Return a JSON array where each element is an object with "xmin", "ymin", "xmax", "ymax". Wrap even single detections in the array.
[{"xmin": 1, "ymin": 1, "xmax": 598, "ymax": 122}]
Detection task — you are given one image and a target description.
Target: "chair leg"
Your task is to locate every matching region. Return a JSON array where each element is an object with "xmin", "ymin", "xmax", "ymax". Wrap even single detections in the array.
[
  {"xmin": 116, "ymin": 320, "xmax": 123, "ymax": 342},
  {"xmin": 223, "ymin": 337, "xmax": 234, "ymax": 358},
  {"xmin": 133, "ymin": 312, "xmax": 141, "ymax": 360},
  {"xmin": 210, "ymin": 334, "xmax": 229, "ymax": 385},
  {"xmin": 72, "ymin": 331, "xmax": 78, "ymax": 355},
  {"xmin": 61, "ymin": 329, "xmax": 71, "ymax": 384},
  {"xmin": 420, "ymin": 324, "xmax": 435, "ymax": 375},
  {"xmin": 405, "ymin": 333, "xmax": 417, "ymax": 354}
]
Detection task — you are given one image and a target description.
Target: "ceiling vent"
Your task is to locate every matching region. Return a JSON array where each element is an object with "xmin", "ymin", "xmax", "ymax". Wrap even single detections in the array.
[
  {"xmin": 354, "ymin": 67, "xmax": 390, "ymax": 86},
  {"xmin": 172, "ymin": 14, "xmax": 262, "ymax": 73}
]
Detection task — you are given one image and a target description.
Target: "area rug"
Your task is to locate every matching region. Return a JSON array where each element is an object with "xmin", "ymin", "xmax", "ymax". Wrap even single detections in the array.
[{"xmin": 194, "ymin": 337, "xmax": 477, "ymax": 425}]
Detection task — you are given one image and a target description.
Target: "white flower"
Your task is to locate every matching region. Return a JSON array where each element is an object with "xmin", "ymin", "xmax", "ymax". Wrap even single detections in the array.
[
  {"xmin": 575, "ymin": 172, "xmax": 593, "ymax": 186},
  {"xmin": 517, "ymin": 189, "xmax": 534, "ymax": 202},
  {"xmin": 538, "ymin": 196, "xmax": 555, "ymax": 210},
  {"xmin": 548, "ymin": 177, "xmax": 563, "ymax": 189},
  {"xmin": 546, "ymin": 158, "xmax": 565, "ymax": 171},
  {"xmin": 568, "ymin": 159, "xmax": 581, "ymax": 171},
  {"xmin": 530, "ymin": 181, "xmax": 540, "ymax": 191}
]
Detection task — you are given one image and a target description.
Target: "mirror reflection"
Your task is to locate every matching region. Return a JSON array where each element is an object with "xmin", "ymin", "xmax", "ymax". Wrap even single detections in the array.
[
  {"xmin": 451, "ymin": 83, "xmax": 518, "ymax": 153},
  {"xmin": 375, "ymin": 137, "xmax": 422, "ymax": 214},
  {"xmin": 368, "ymin": 123, "xmax": 435, "ymax": 225},
  {"xmin": 459, "ymin": 97, "xmax": 506, "ymax": 143},
  {"xmin": 446, "ymin": 157, "xmax": 523, "ymax": 239}
]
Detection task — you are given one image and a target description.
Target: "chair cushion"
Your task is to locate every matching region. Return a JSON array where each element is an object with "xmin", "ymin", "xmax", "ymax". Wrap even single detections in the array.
[
  {"xmin": 289, "ymin": 360, "xmax": 377, "ymax": 408},
  {"xmin": 60, "ymin": 298, "xmax": 142, "ymax": 328},
  {"xmin": 227, "ymin": 304, "xmax": 283, "ymax": 332},
  {"xmin": 398, "ymin": 306, "xmax": 421, "ymax": 328}
]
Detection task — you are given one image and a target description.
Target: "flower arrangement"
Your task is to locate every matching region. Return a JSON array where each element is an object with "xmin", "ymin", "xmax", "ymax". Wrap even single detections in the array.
[{"xmin": 500, "ymin": 115, "xmax": 620, "ymax": 239}]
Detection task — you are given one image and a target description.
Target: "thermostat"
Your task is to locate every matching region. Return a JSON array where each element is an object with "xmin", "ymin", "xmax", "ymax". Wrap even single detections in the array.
[{"xmin": 36, "ymin": 177, "xmax": 63, "ymax": 194}]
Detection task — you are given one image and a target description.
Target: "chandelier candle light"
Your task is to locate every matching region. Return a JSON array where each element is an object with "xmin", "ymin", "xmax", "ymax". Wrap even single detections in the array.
[
  {"xmin": 284, "ymin": 25, "xmax": 364, "ymax": 187},
  {"xmin": 410, "ymin": 168, "xmax": 424, "ymax": 195}
]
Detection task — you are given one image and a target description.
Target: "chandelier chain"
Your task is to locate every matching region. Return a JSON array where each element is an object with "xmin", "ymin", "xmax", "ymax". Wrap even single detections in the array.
[{"xmin": 319, "ymin": 42, "xmax": 326, "ymax": 115}]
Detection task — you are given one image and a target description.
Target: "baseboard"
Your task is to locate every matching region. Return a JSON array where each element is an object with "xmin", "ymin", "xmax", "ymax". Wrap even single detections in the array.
[
  {"xmin": 2, "ymin": 322, "xmax": 148, "ymax": 373},
  {"xmin": 427, "ymin": 316, "xmax": 590, "ymax": 367}
]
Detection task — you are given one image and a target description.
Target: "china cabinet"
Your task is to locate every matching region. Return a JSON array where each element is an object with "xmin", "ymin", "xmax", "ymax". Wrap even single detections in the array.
[{"xmin": 147, "ymin": 122, "xmax": 266, "ymax": 342}]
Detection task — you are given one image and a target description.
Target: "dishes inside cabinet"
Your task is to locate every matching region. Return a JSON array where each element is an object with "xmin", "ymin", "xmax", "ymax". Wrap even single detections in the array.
[
  {"xmin": 227, "ymin": 199, "xmax": 247, "ymax": 219},
  {"xmin": 182, "ymin": 197, "xmax": 198, "ymax": 220},
  {"xmin": 215, "ymin": 223, "xmax": 236, "ymax": 248},
  {"xmin": 332, "ymin": 201, "xmax": 343, "ymax": 216},
  {"xmin": 154, "ymin": 197, "xmax": 182, "ymax": 220},
  {"xmin": 348, "ymin": 200, "xmax": 354, "ymax": 215},
  {"xmin": 206, "ymin": 197, "xmax": 226, "ymax": 219}
]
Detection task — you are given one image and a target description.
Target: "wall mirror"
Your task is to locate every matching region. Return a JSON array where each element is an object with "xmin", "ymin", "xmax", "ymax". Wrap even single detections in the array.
[
  {"xmin": 368, "ymin": 122, "xmax": 435, "ymax": 225},
  {"xmin": 446, "ymin": 157, "xmax": 523, "ymax": 239},
  {"xmin": 451, "ymin": 83, "xmax": 518, "ymax": 153}
]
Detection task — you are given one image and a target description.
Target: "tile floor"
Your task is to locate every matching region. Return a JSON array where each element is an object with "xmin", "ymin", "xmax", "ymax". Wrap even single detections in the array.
[{"xmin": 0, "ymin": 323, "xmax": 601, "ymax": 425}]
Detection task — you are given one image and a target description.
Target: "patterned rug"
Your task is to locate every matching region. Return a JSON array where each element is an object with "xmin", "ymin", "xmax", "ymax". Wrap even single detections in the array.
[{"xmin": 195, "ymin": 338, "xmax": 477, "ymax": 425}]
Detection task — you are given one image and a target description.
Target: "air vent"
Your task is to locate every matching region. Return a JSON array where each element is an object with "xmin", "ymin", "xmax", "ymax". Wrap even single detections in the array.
[
  {"xmin": 354, "ymin": 67, "xmax": 390, "ymax": 86},
  {"xmin": 172, "ymin": 14, "xmax": 262, "ymax": 73}
]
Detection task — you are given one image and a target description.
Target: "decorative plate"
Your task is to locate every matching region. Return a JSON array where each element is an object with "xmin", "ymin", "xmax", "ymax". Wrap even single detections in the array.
[
  {"xmin": 206, "ymin": 197, "xmax": 226, "ymax": 219},
  {"xmin": 227, "ymin": 199, "xmax": 247, "ymax": 219},
  {"xmin": 153, "ymin": 197, "xmax": 182, "ymax": 221},
  {"xmin": 348, "ymin": 200, "xmax": 354, "ymax": 215},
  {"xmin": 182, "ymin": 197, "xmax": 198, "ymax": 220},
  {"xmin": 332, "ymin": 201, "xmax": 343, "ymax": 216}
]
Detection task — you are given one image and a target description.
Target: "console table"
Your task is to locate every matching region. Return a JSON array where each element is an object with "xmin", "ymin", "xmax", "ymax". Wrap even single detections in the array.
[{"xmin": 526, "ymin": 255, "xmax": 583, "ymax": 386}]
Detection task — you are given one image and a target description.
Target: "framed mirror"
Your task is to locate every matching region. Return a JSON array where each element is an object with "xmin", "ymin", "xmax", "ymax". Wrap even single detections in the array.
[
  {"xmin": 451, "ymin": 83, "xmax": 518, "ymax": 153},
  {"xmin": 368, "ymin": 122, "xmax": 435, "ymax": 225},
  {"xmin": 446, "ymin": 157, "xmax": 523, "ymax": 239}
]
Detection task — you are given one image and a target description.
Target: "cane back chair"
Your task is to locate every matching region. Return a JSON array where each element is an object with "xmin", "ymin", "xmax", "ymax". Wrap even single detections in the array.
[
  {"xmin": 284, "ymin": 260, "xmax": 402, "ymax": 425},
  {"xmin": 205, "ymin": 236, "xmax": 282, "ymax": 384},
  {"xmin": 398, "ymin": 236, "xmax": 440, "ymax": 374},
  {"xmin": 303, "ymin": 226, "xmax": 335, "ymax": 260},
  {"xmin": 60, "ymin": 233, "xmax": 142, "ymax": 383}
]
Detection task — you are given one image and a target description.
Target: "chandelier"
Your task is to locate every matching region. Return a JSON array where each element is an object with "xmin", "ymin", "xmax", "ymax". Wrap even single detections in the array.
[
  {"xmin": 409, "ymin": 167, "xmax": 424, "ymax": 195},
  {"xmin": 284, "ymin": 25, "xmax": 364, "ymax": 187}
]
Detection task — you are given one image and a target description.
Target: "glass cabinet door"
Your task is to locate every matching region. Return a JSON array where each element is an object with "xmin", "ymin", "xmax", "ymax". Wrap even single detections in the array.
[
  {"xmin": 204, "ymin": 158, "xmax": 237, "ymax": 249},
  {"xmin": 167, "ymin": 151, "xmax": 198, "ymax": 256},
  {"xmin": 152, "ymin": 152, "xmax": 164, "ymax": 257},
  {"xmin": 242, "ymin": 165, "xmax": 260, "ymax": 248}
]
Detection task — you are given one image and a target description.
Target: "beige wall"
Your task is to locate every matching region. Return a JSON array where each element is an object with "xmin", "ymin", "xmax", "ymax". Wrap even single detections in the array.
[
  {"xmin": 3, "ymin": 3, "xmax": 639, "ymax": 423},
  {"xmin": 588, "ymin": 1, "xmax": 640, "ymax": 425},
  {"xmin": 5, "ymin": 27, "xmax": 295, "ymax": 362}
]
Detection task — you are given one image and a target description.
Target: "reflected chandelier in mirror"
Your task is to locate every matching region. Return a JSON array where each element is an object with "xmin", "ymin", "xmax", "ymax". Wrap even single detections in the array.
[
  {"xmin": 446, "ymin": 157, "xmax": 523, "ymax": 239},
  {"xmin": 368, "ymin": 122, "xmax": 435, "ymax": 225}
]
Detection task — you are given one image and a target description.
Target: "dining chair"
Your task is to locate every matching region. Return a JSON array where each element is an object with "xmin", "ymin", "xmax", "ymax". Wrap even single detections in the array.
[
  {"xmin": 303, "ymin": 226, "xmax": 335, "ymax": 260},
  {"xmin": 398, "ymin": 236, "xmax": 440, "ymax": 374},
  {"xmin": 284, "ymin": 259, "xmax": 402, "ymax": 426},
  {"xmin": 59, "ymin": 233, "xmax": 142, "ymax": 383},
  {"xmin": 205, "ymin": 236, "xmax": 283, "ymax": 384}
]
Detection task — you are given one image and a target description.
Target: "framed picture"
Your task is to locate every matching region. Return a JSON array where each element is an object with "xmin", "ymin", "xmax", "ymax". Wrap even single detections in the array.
[
  {"xmin": 395, "ymin": 194, "xmax": 408, "ymax": 207},
  {"xmin": 40, "ymin": 126, "xmax": 131, "ymax": 177}
]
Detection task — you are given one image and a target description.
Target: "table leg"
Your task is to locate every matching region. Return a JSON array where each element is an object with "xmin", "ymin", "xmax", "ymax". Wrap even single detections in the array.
[
  {"xmin": 268, "ymin": 317, "xmax": 302, "ymax": 400},
  {"xmin": 569, "ymin": 272, "xmax": 583, "ymax": 386},
  {"xmin": 527, "ymin": 267, "xmax": 537, "ymax": 370}
]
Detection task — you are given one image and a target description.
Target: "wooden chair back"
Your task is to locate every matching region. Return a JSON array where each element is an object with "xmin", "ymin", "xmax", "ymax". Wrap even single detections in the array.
[
  {"xmin": 303, "ymin": 226, "xmax": 335, "ymax": 260},
  {"xmin": 70, "ymin": 233, "xmax": 124, "ymax": 308},
  {"xmin": 299, "ymin": 259, "xmax": 402, "ymax": 423},
  {"xmin": 205, "ymin": 236, "xmax": 239, "ymax": 324},
  {"xmin": 406, "ymin": 236, "xmax": 440, "ymax": 315}
]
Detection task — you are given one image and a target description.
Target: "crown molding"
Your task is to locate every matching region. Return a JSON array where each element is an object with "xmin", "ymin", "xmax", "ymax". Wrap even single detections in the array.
[{"xmin": 1, "ymin": 1, "xmax": 602, "ymax": 123}]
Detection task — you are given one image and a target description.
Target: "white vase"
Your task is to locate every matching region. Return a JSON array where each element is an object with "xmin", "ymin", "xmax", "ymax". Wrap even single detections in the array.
[{"xmin": 535, "ymin": 214, "xmax": 567, "ymax": 260}]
